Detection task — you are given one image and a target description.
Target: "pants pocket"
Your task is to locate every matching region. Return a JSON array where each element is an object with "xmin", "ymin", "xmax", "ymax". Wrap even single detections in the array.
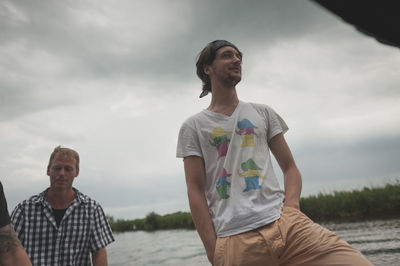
[
  {"xmin": 213, "ymin": 237, "xmax": 225, "ymax": 266},
  {"xmin": 259, "ymin": 221, "xmax": 285, "ymax": 262}
]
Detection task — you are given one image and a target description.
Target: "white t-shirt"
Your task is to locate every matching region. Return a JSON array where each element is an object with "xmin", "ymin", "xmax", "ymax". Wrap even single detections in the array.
[{"xmin": 176, "ymin": 101, "xmax": 288, "ymax": 237}]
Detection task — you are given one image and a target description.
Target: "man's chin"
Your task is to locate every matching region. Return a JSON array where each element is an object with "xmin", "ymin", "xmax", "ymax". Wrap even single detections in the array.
[
  {"xmin": 231, "ymin": 76, "xmax": 241, "ymax": 86},
  {"xmin": 51, "ymin": 185, "xmax": 71, "ymax": 191}
]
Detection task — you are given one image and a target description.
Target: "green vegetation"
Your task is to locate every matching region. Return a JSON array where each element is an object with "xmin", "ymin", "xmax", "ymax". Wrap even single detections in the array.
[
  {"xmin": 300, "ymin": 182, "xmax": 400, "ymax": 223},
  {"xmin": 107, "ymin": 211, "xmax": 194, "ymax": 232},
  {"xmin": 108, "ymin": 182, "xmax": 400, "ymax": 232}
]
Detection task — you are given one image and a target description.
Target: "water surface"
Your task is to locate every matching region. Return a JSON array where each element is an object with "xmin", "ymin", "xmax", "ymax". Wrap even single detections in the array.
[{"xmin": 108, "ymin": 219, "xmax": 400, "ymax": 265}]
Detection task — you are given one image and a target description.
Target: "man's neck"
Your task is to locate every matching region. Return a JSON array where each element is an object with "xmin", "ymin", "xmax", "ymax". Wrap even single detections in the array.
[
  {"xmin": 46, "ymin": 188, "xmax": 75, "ymax": 209},
  {"xmin": 207, "ymin": 85, "xmax": 239, "ymax": 116}
]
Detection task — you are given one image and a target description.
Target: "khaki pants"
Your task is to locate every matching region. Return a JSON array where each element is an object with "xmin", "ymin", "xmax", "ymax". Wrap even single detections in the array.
[{"xmin": 214, "ymin": 206, "xmax": 373, "ymax": 266}]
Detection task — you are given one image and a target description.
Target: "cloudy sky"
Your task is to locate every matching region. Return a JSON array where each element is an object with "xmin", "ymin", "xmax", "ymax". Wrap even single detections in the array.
[{"xmin": 1, "ymin": 0, "xmax": 399, "ymax": 220}]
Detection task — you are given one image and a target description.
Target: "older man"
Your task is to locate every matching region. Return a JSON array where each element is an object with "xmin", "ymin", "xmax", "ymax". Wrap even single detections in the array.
[{"xmin": 11, "ymin": 146, "xmax": 114, "ymax": 266}]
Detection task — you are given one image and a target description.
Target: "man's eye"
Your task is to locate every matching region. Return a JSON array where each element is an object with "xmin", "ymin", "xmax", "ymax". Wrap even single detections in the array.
[{"xmin": 65, "ymin": 167, "xmax": 73, "ymax": 172}]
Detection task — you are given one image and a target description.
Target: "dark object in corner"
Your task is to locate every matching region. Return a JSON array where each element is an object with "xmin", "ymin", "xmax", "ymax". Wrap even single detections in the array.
[{"xmin": 312, "ymin": 0, "xmax": 400, "ymax": 48}]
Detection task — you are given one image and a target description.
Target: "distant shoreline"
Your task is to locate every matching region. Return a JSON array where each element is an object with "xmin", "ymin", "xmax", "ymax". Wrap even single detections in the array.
[
  {"xmin": 107, "ymin": 182, "xmax": 400, "ymax": 232},
  {"xmin": 300, "ymin": 182, "xmax": 400, "ymax": 223}
]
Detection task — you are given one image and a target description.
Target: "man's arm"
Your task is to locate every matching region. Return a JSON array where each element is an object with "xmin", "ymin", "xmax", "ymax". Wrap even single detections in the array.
[
  {"xmin": 90, "ymin": 202, "xmax": 114, "ymax": 266},
  {"xmin": 269, "ymin": 133, "xmax": 302, "ymax": 209},
  {"xmin": 0, "ymin": 224, "xmax": 32, "ymax": 266},
  {"xmin": 184, "ymin": 156, "xmax": 217, "ymax": 264},
  {"xmin": 92, "ymin": 247, "xmax": 107, "ymax": 266}
]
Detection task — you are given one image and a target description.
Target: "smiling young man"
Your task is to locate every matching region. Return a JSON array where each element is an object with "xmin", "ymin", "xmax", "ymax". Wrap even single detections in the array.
[
  {"xmin": 11, "ymin": 146, "xmax": 114, "ymax": 266},
  {"xmin": 176, "ymin": 40, "xmax": 372, "ymax": 265}
]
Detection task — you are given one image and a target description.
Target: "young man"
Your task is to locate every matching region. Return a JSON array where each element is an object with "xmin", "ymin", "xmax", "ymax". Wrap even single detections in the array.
[
  {"xmin": 11, "ymin": 146, "xmax": 114, "ymax": 266},
  {"xmin": 0, "ymin": 182, "xmax": 32, "ymax": 266},
  {"xmin": 176, "ymin": 40, "xmax": 372, "ymax": 265}
]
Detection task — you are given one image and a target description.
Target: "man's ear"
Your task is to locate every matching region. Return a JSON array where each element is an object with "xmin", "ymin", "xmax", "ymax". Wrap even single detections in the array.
[{"xmin": 204, "ymin": 65, "xmax": 211, "ymax": 76}]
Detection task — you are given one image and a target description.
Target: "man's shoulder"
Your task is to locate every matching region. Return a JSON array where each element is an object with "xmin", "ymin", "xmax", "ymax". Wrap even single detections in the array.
[
  {"xmin": 17, "ymin": 190, "xmax": 46, "ymax": 206},
  {"xmin": 180, "ymin": 110, "xmax": 207, "ymax": 128},
  {"xmin": 11, "ymin": 191, "xmax": 46, "ymax": 218},
  {"xmin": 74, "ymin": 188, "xmax": 102, "ymax": 208},
  {"xmin": 245, "ymin": 101, "xmax": 271, "ymax": 110},
  {"xmin": 240, "ymin": 101, "xmax": 273, "ymax": 116}
]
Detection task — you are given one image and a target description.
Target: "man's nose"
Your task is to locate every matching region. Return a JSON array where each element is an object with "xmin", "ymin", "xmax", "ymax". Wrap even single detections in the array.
[
  {"xmin": 59, "ymin": 168, "xmax": 65, "ymax": 175},
  {"xmin": 233, "ymin": 55, "xmax": 241, "ymax": 64}
]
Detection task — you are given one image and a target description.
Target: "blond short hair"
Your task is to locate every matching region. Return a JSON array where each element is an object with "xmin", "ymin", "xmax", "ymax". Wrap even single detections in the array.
[{"xmin": 47, "ymin": 146, "xmax": 80, "ymax": 171}]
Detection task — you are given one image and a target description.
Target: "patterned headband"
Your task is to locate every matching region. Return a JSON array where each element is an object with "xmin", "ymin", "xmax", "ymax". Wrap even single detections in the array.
[{"xmin": 212, "ymin": 40, "xmax": 239, "ymax": 51}]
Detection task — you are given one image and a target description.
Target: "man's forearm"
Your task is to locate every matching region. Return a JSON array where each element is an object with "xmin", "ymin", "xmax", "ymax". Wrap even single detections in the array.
[
  {"xmin": 183, "ymin": 156, "xmax": 216, "ymax": 263},
  {"xmin": 92, "ymin": 248, "xmax": 108, "ymax": 266},
  {"xmin": 283, "ymin": 166, "xmax": 302, "ymax": 209},
  {"xmin": 0, "ymin": 224, "xmax": 32, "ymax": 266},
  {"xmin": 269, "ymin": 133, "xmax": 302, "ymax": 209},
  {"xmin": 188, "ymin": 189, "xmax": 217, "ymax": 262},
  {"xmin": 0, "ymin": 224, "xmax": 19, "ymax": 255}
]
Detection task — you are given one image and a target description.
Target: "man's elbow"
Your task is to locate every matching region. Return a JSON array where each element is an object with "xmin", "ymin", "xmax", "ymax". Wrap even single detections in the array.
[
  {"xmin": 1, "ymin": 246, "xmax": 32, "ymax": 266},
  {"xmin": 187, "ymin": 184, "xmax": 205, "ymax": 199},
  {"xmin": 92, "ymin": 247, "xmax": 108, "ymax": 266}
]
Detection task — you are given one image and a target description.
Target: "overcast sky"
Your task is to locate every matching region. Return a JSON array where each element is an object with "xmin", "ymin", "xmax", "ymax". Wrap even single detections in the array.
[{"xmin": 1, "ymin": 0, "xmax": 399, "ymax": 220}]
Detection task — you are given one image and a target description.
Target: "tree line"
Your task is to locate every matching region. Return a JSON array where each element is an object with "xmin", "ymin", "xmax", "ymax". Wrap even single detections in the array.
[
  {"xmin": 107, "ymin": 182, "xmax": 400, "ymax": 232},
  {"xmin": 300, "ymin": 182, "xmax": 400, "ymax": 222},
  {"xmin": 107, "ymin": 211, "xmax": 195, "ymax": 232}
]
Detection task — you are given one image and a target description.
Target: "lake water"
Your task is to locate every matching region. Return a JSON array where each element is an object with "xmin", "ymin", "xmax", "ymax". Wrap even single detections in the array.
[{"xmin": 108, "ymin": 219, "xmax": 400, "ymax": 265}]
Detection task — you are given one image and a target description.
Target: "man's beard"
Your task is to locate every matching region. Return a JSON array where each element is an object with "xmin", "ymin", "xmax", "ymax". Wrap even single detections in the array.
[
  {"xmin": 225, "ymin": 74, "xmax": 241, "ymax": 87},
  {"xmin": 213, "ymin": 65, "xmax": 241, "ymax": 87}
]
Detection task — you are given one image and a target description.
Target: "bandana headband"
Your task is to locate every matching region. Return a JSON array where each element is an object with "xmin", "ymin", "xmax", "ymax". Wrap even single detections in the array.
[{"xmin": 212, "ymin": 40, "xmax": 239, "ymax": 52}]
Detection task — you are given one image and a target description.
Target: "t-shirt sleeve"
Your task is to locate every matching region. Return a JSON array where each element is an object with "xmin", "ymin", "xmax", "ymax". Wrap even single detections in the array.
[
  {"xmin": 90, "ymin": 203, "xmax": 115, "ymax": 251},
  {"xmin": 0, "ymin": 182, "xmax": 10, "ymax": 228},
  {"xmin": 176, "ymin": 120, "xmax": 203, "ymax": 158},
  {"xmin": 265, "ymin": 105, "xmax": 289, "ymax": 142}
]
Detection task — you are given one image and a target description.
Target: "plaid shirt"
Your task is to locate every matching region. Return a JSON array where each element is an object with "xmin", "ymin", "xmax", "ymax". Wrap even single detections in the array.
[{"xmin": 11, "ymin": 188, "xmax": 114, "ymax": 266}]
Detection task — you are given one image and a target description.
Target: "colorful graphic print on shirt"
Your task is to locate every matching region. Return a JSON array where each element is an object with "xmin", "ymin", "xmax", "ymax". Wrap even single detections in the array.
[
  {"xmin": 236, "ymin": 118, "xmax": 258, "ymax": 147},
  {"xmin": 209, "ymin": 127, "xmax": 231, "ymax": 159},
  {"xmin": 216, "ymin": 168, "xmax": 231, "ymax": 199},
  {"xmin": 238, "ymin": 158, "xmax": 264, "ymax": 192}
]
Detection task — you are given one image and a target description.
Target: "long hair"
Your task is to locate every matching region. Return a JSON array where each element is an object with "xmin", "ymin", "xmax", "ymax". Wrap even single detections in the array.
[{"xmin": 196, "ymin": 42, "xmax": 217, "ymax": 93}]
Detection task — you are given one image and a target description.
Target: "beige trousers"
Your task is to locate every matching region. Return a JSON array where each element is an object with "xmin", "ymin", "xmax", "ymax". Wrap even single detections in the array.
[{"xmin": 214, "ymin": 206, "xmax": 373, "ymax": 266}]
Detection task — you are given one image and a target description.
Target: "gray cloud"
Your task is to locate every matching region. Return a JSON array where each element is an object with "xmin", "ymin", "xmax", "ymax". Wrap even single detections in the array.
[{"xmin": 0, "ymin": 0, "xmax": 340, "ymax": 80}]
